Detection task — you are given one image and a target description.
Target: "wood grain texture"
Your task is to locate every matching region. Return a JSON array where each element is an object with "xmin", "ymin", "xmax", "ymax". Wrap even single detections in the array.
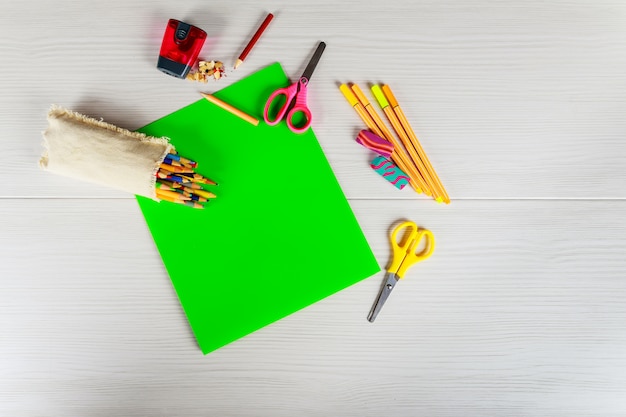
[
  {"xmin": 2, "ymin": 0, "xmax": 626, "ymax": 199},
  {"xmin": 1, "ymin": 200, "xmax": 626, "ymax": 416},
  {"xmin": 2, "ymin": 0, "xmax": 626, "ymax": 415}
]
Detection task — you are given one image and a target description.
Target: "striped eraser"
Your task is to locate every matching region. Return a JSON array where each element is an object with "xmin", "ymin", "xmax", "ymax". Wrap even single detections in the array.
[
  {"xmin": 356, "ymin": 130, "xmax": 394, "ymax": 158},
  {"xmin": 370, "ymin": 156, "xmax": 411, "ymax": 190}
]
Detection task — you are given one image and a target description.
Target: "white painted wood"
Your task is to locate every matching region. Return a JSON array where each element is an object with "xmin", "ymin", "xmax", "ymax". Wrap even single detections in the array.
[
  {"xmin": 2, "ymin": 0, "xmax": 626, "ymax": 415},
  {"xmin": 1, "ymin": 199, "xmax": 626, "ymax": 416},
  {"xmin": 3, "ymin": 0, "xmax": 626, "ymax": 199}
]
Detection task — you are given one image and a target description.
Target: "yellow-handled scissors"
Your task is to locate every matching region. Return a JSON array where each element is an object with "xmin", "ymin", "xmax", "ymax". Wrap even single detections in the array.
[{"xmin": 367, "ymin": 220, "xmax": 435, "ymax": 322}]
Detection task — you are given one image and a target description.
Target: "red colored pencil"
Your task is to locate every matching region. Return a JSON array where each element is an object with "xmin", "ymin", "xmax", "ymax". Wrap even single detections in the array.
[{"xmin": 234, "ymin": 13, "xmax": 274, "ymax": 69}]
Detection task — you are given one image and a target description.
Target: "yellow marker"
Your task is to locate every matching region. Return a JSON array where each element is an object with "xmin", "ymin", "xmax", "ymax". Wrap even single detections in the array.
[{"xmin": 381, "ymin": 85, "xmax": 450, "ymax": 204}]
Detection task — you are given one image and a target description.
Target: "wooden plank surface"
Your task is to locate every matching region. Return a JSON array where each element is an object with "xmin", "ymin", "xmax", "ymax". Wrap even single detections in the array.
[
  {"xmin": 2, "ymin": 0, "xmax": 626, "ymax": 199},
  {"xmin": 2, "ymin": 0, "xmax": 626, "ymax": 415},
  {"xmin": 2, "ymin": 199, "xmax": 626, "ymax": 416}
]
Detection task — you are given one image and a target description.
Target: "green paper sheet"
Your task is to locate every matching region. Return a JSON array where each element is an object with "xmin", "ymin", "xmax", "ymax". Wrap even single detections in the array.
[{"xmin": 136, "ymin": 63, "xmax": 380, "ymax": 354}]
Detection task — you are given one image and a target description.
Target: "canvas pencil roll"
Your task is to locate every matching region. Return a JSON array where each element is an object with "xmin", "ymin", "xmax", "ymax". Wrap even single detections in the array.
[{"xmin": 40, "ymin": 105, "xmax": 174, "ymax": 200}]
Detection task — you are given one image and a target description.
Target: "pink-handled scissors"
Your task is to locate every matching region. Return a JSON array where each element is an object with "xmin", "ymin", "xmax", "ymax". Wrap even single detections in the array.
[{"xmin": 263, "ymin": 41, "xmax": 326, "ymax": 134}]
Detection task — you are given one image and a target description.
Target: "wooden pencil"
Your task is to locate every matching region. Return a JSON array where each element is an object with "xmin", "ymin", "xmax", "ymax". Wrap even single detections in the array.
[
  {"xmin": 155, "ymin": 149, "xmax": 217, "ymax": 208},
  {"xmin": 160, "ymin": 163, "xmax": 194, "ymax": 173},
  {"xmin": 350, "ymin": 83, "xmax": 433, "ymax": 196},
  {"xmin": 156, "ymin": 188, "xmax": 191, "ymax": 201},
  {"xmin": 201, "ymin": 93, "xmax": 259, "ymax": 126},
  {"xmin": 178, "ymin": 172, "xmax": 217, "ymax": 186},
  {"xmin": 156, "ymin": 189, "xmax": 206, "ymax": 209},
  {"xmin": 167, "ymin": 153, "xmax": 197, "ymax": 167},
  {"xmin": 158, "ymin": 179, "xmax": 202, "ymax": 190},
  {"xmin": 158, "ymin": 182, "xmax": 213, "ymax": 201},
  {"xmin": 235, "ymin": 13, "xmax": 274, "ymax": 69}
]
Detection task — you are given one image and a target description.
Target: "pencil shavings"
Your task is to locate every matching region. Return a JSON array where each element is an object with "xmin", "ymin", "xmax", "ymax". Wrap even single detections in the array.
[
  {"xmin": 186, "ymin": 60, "xmax": 226, "ymax": 83},
  {"xmin": 371, "ymin": 156, "xmax": 411, "ymax": 190}
]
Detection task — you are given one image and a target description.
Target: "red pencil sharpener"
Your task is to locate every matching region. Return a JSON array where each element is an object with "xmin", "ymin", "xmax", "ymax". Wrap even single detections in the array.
[{"xmin": 157, "ymin": 19, "xmax": 207, "ymax": 78}]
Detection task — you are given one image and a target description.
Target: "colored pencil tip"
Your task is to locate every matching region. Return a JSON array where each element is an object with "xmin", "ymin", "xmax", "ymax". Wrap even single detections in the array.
[{"xmin": 234, "ymin": 59, "xmax": 243, "ymax": 69}]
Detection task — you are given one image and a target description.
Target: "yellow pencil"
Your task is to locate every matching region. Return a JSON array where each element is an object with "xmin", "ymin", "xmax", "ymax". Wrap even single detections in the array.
[
  {"xmin": 184, "ymin": 201, "xmax": 206, "ymax": 209},
  {"xmin": 159, "ymin": 163, "xmax": 194, "ymax": 173},
  {"xmin": 340, "ymin": 84, "xmax": 426, "ymax": 195},
  {"xmin": 156, "ymin": 191, "xmax": 206, "ymax": 209},
  {"xmin": 191, "ymin": 188, "xmax": 216, "ymax": 199},
  {"xmin": 169, "ymin": 182, "xmax": 212, "ymax": 198},
  {"xmin": 339, "ymin": 84, "xmax": 422, "ymax": 194},
  {"xmin": 178, "ymin": 173, "xmax": 217, "ymax": 186},
  {"xmin": 156, "ymin": 182, "xmax": 201, "ymax": 197},
  {"xmin": 156, "ymin": 192, "xmax": 178, "ymax": 204},
  {"xmin": 169, "ymin": 188, "xmax": 209, "ymax": 202},
  {"xmin": 156, "ymin": 188, "xmax": 191, "ymax": 201},
  {"xmin": 158, "ymin": 179, "xmax": 195, "ymax": 190},
  {"xmin": 201, "ymin": 93, "xmax": 259, "ymax": 126},
  {"xmin": 165, "ymin": 159, "xmax": 183, "ymax": 167},
  {"xmin": 381, "ymin": 85, "xmax": 450, "ymax": 204}
]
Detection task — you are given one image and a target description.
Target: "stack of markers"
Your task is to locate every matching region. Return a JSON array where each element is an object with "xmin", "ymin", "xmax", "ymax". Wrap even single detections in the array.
[
  {"xmin": 339, "ymin": 83, "xmax": 450, "ymax": 204},
  {"xmin": 155, "ymin": 150, "xmax": 217, "ymax": 209}
]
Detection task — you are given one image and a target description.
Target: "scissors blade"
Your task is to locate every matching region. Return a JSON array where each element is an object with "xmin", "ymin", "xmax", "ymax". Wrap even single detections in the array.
[
  {"xmin": 367, "ymin": 272, "xmax": 399, "ymax": 323},
  {"xmin": 300, "ymin": 41, "xmax": 326, "ymax": 82}
]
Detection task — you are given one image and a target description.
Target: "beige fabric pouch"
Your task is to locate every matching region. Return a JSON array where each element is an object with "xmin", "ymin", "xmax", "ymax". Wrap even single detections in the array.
[{"xmin": 40, "ymin": 106, "xmax": 173, "ymax": 199}]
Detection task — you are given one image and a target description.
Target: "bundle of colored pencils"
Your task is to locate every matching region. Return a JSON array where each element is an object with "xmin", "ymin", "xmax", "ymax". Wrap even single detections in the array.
[
  {"xmin": 339, "ymin": 83, "xmax": 450, "ymax": 204},
  {"xmin": 155, "ymin": 150, "xmax": 217, "ymax": 209}
]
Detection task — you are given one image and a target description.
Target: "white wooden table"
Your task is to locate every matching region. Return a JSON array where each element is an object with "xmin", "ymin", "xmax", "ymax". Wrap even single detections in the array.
[{"xmin": 2, "ymin": 0, "xmax": 626, "ymax": 415}]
